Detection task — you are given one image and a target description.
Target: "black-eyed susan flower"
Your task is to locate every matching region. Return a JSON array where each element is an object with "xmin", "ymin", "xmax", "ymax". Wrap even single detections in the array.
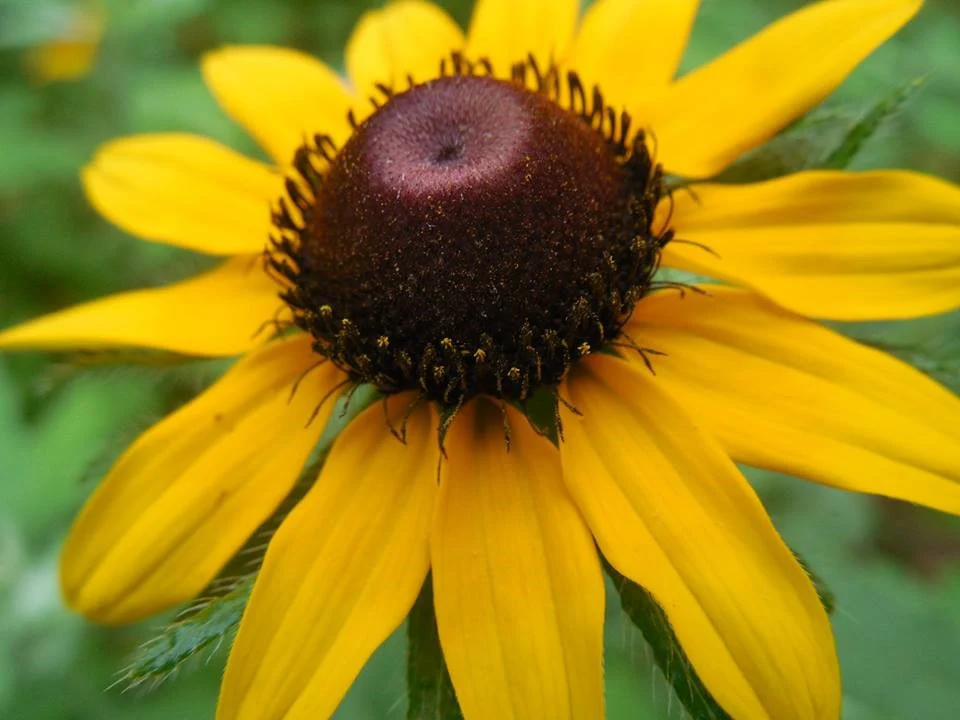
[{"xmin": 2, "ymin": 0, "xmax": 959, "ymax": 718}]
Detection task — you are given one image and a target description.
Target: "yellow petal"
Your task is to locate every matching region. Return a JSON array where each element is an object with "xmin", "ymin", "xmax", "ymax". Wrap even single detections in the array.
[
  {"xmin": 83, "ymin": 134, "xmax": 281, "ymax": 255},
  {"xmin": 0, "ymin": 257, "xmax": 284, "ymax": 356},
  {"xmin": 61, "ymin": 336, "xmax": 345, "ymax": 624},
  {"xmin": 202, "ymin": 46, "xmax": 354, "ymax": 165},
  {"xmin": 467, "ymin": 0, "xmax": 579, "ymax": 74},
  {"xmin": 663, "ymin": 170, "xmax": 960, "ymax": 319},
  {"xmin": 346, "ymin": 0, "xmax": 464, "ymax": 101},
  {"xmin": 432, "ymin": 399, "xmax": 605, "ymax": 720},
  {"xmin": 561, "ymin": 355, "xmax": 839, "ymax": 720},
  {"xmin": 570, "ymin": 0, "xmax": 698, "ymax": 105},
  {"xmin": 217, "ymin": 394, "xmax": 439, "ymax": 720},
  {"xmin": 647, "ymin": 0, "xmax": 922, "ymax": 178},
  {"xmin": 625, "ymin": 287, "xmax": 960, "ymax": 515}
]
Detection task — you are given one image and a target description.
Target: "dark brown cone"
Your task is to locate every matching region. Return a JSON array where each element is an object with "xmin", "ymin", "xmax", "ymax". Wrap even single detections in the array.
[{"xmin": 271, "ymin": 73, "xmax": 668, "ymax": 406}]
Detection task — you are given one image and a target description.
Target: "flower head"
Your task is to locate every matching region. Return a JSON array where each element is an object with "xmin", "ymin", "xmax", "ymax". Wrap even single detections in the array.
[{"xmin": 3, "ymin": 0, "xmax": 959, "ymax": 719}]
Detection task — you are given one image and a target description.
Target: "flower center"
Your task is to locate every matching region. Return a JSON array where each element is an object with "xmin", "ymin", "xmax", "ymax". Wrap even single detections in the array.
[{"xmin": 270, "ymin": 66, "xmax": 670, "ymax": 407}]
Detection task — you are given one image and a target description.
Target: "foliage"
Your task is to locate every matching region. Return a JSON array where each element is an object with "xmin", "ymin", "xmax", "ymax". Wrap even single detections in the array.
[
  {"xmin": 719, "ymin": 77, "xmax": 927, "ymax": 182},
  {"xmin": 120, "ymin": 578, "xmax": 253, "ymax": 692},
  {"xmin": 405, "ymin": 578, "xmax": 463, "ymax": 720},
  {"xmin": 606, "ymin": 562, "xmax": 731, "ymax": 720}
]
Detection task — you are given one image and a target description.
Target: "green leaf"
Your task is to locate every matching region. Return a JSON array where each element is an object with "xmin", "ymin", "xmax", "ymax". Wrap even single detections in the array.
[
  {"xmin": 716, "ymin": 107, "xmax": 858, "ymax": 182},
  {"xmin": 794, "ymin": 553, "xmax": 836, "ymax": 616},
  {"xmin": 821, "ymin": 77, "xmax": 926, "ymax": 170},
  {"xmin": 605, "ymin": 561, "xmax": 731, "ymax": 720},
  {"xmin": 717, "ymin": 77, "xmax": 924, "ymax": 182},
  {"xmin": 606, "ymin": 549, "xmax": 836, "ymax": 720},
  {"xmin": 119, "ymin": 577, "xmax": 253, "ymax": 690},
  {"xmin": 406, "ymin": 576, "xmax": 463, "ymax": 720}
]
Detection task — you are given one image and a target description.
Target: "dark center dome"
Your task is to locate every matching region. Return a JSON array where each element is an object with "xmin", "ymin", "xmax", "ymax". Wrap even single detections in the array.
[{"xmin": 270, "ymin": 71, "xmax": 669, "ymax": 406}]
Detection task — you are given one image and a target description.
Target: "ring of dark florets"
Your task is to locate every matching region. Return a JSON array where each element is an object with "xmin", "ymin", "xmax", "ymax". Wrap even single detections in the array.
[{"xmin": 267, "ymin": 53, "xmax": 673, "ymax": 409}]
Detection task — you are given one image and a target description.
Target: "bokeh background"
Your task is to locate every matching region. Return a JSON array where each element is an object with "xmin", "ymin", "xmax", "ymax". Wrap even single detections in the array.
[{"xmin": 1, "ymin": 0, "xmax": 958, "ymax": 718}]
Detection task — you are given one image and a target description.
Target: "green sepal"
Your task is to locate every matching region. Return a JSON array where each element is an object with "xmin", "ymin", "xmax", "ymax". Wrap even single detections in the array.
[
  {"xmin": 119, "ymin": 577, "xmax": 253, "ymax": 690},
  {"xmin": 406, "ymin": 576, "xmax": 464, "ymax": 720},
  {"xmin": 516, "ymin": 385, "xmax": 562, "ymax": 445}
]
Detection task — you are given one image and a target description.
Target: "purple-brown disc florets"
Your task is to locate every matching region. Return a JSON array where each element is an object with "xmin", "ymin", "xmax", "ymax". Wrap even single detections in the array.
[{"xmin": 270, "ymin": 62, "xmax": 671, "ymax": 407}]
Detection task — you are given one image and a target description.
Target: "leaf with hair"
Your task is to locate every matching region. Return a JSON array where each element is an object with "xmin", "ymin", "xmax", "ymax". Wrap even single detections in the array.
[
  {"xmin": 118, "ymin": 577, "xmax": 253, "ymax": 692},
  {"xmin": 605, "ymin": 549, "xmax": 835, "ymax": 720},
  {"xmin": 406, "ymin": 576, "xmax": 463, "ymax": 720},
  {"xmin": 718, "ymin": 76, "xmax": 924, "ymax": 182}
]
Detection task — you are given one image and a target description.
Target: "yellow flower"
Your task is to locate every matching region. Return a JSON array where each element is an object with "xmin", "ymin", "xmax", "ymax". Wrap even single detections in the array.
[
  {"xmin": 23, "ymin": 0, "xmax": 104, "ymax": 84},
  {"xmin": 2, "ymin": 0, "xmax": 959, "ymax": 718}
]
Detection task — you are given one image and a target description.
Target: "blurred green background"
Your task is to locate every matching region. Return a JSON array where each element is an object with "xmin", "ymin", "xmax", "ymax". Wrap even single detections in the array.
[{"xmin": 1, "ymin": 0, "xmax": 958, "ymax": 718}]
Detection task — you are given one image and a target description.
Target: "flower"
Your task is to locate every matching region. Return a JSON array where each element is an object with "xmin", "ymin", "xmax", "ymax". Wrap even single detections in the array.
[
  {"xmin": 23, "ymin": 0, "xmax": 104, "ymax": 84},
  {"xmin": 2, "ymin": 0, "xmax": 959, "ymax": 718}
]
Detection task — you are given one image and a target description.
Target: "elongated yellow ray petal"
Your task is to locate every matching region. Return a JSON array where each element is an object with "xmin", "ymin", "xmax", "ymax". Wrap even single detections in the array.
[
  {"xmin": 347, "ymin": 1, "xmax": 465, "ymax": 101},
  {"xmin": 83, "ymin": 134, "xmax": 281, "ymax": 255},
  {"xmin": 0, "ymin": 257, "xmax": 283, "ymax": 356},
  {"xmin": 467, "ymin": 0, "xmax": 579, "ymax": 74},
  {"xmin": 625, "ymin": 287, "xmax": 960, "ymax": 514},
  {"xmin": 648, "ymin": 0, "xmax": 921, "ymax": 178},
  {"xmin": 663, "ymin": 170, "xmax": 960, "ymax": 319},
  {"xmin": 433, "ymin": 399, "xmax": 605, "ymax": 720},
  {"xmin": 61, "ymin": 336, "xmax": 345, "ymax": 623},
  {"xmin": 570, "ymin": 0, "xmax": 698, "ymax": 106},
  {"xmin": 203, "ymin": 46, "xmax": 354, "ymax": 164},
  {"xmin": 217, "ymin": 395, "xmax": 440, "ymax": 720},
  {"xmin": 561, "ymin": 355, "xmax": 839, "ymax": 720}
]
